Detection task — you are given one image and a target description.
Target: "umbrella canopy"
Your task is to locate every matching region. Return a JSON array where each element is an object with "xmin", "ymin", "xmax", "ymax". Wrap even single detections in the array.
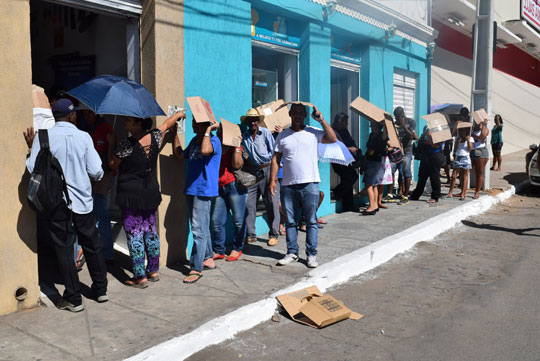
[
  {"xmin": 430, "ymin": 103, "xmax": 463, "ymax": 116},
  {"xmin": 67, "ymin": 75, "xmax": 165, "ymax": 118},
  {"xmin": 318, "ymin": 141, "xmax": 354, "ymax": 166}
]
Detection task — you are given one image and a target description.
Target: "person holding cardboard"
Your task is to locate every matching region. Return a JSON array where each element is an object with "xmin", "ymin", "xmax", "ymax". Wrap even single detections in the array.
[
  {"xmin": 331, "ymin": 112, "xmax": 360, "ymax": 212},
  {"xmin": 211, "ymin": 120, "xmax": 246, "ymax": 262},
  {"xmin": 110, "ymin": 112, "xmax": 184, "ymax": 288},
  {"xmin": 241, "ymin": 108, "xmax": 281, "ymax": 247},
  {"xmin": 173, "ymin": 113, "xmax": 221, "ymax": 283},
  {"xmin": 470, "ymin": 112, "xmax": 490, "ymax": 199},
  {"xmin": 393, "ymin": 106, "xmax": 417, "ymax": 203},
  {"xmin": 362, "ymin": 120, "xmax": 388, "ymax": 215},
  {"xmin": 409, "ymin": 126, "xmax": 445, "ymax": 203},
  {"xmin": 445, "ymin": 124, "xmax": 473, "ymax": 200},
  {"xmin": 270, "ymin": 103, "xmax": 337, "ymax": 268}
]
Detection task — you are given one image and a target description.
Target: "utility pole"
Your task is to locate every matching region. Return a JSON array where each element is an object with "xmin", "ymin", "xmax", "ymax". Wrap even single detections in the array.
[{"xmin": 470, "ymin": 0, "xmax": 494, "ymax": 189}]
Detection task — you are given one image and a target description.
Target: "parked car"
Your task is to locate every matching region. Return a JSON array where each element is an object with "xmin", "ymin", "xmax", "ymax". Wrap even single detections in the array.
[{"xmin": 526, "ymin": 143, "xmax": 540, "ymax": 186}]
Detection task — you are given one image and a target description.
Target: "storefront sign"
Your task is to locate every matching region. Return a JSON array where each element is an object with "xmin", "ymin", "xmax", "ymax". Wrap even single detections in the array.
[
  {"xmin": 522, "ymin": 0, "xmax": 540, "ymax": 32},
  {"xmin": 331, "ymin": 34, "xmax": 362, "ymax": 65},
  {"xmin": 251, "ymin": 8, "xmax": 301, "ymax": 49}
]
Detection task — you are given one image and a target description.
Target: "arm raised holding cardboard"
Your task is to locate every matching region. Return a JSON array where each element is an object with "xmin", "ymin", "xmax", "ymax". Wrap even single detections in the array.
[{"xmin": 311, "ymin": 106, "xmax": 337, "ymax": 144}]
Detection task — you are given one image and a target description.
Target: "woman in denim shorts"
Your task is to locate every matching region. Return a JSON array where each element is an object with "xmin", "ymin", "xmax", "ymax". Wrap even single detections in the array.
[
  {"xmin": 470, "ymin": 119, "xmax": 490, "ymax": 199},
  {"xmin": 446, "ymin": 126, "xmax": 473, "ymax": 200}
]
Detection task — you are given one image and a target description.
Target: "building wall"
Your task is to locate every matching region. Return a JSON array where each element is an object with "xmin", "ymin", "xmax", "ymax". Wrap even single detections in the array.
[
  {"xmin": 141, "ymin": 0, "xmax": 187, "ymax": 265},
  {"xmin": 377, "ymin": 0, "xmax": 430, "ymax": 25},
  {"xmin": 0, "ymin": 0, "xmax": 40, "ymax": 315},
  {"xmin": 432, "ymin": 47, "xmax": 540, "ymax": 154}
]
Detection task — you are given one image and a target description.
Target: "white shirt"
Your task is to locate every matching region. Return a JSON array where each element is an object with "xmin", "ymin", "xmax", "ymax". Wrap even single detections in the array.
[
  {"xmin": 275, "ymin": 126, "xmax": 324, "ymax": 186},
  {"xmin": 456, "ymin": 136, "xmax": 473, "ymax": 156},
  {"xmin": 472, "ymin": 130, "xmax": 486, "ymax": 149}
]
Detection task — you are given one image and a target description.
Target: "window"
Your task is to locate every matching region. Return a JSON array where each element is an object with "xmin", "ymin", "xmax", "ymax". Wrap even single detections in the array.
[{"xmin": 393, "ymin": 69, "xmax": 417, "ymax": 119}]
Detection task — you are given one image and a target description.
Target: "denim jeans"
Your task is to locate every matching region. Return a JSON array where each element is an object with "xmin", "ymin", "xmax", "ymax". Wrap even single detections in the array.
[
  {"xmin": 93, "ymin": 193, "xmax": 114, "ymax": 260},
  {"xmin": 245, "ymin": 166, "xmax": 280, "ymax": 238},
  {"xmin": 281, "ymin": 182, "xmax": 319, "ymax": 256},
  {"xmin": 187, "ymin": 195, "xmax": 214, "ymax": 272},
  {"xmin": 211, "ymin": 181, "xmax": 247, "ymax": 254}
]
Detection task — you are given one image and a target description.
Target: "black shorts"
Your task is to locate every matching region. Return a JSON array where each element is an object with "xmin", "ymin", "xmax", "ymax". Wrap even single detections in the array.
[{"xmin": 491, "ymin": 143, "xmax": 503, "ymax": 152}]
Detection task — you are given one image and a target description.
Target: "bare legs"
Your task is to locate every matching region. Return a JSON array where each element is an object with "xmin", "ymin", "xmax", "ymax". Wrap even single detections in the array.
[
  {"xmin": 473, "ymin": 157, "xmax": 488, "ymax": 199},
  {"xmin": 447, "ymin": 169, "xmax": 469, "ymax": 199},
  {"xmin": 491, "ymin": 151, "xmax": 502, "ymax": 171},
  {"xmin": 366, "ymin": 185, "xmax": 378, "ymax": 212}
]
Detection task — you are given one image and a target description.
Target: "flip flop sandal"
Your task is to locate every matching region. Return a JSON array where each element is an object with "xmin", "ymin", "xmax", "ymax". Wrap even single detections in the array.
[
  {"xmin": 147, "ymin": 273, "xmax": 160, "ymax": 282},
  {"xmin": 125, "ymin": 278, "xmax": 149, "ymax": 289},
  {"xmin": 317, "ymin": 219, "xmax": 328, "ymax": 224},
  {"xmin": 183, "ymin": 273, "xmax": 203, "ymax": 284}
]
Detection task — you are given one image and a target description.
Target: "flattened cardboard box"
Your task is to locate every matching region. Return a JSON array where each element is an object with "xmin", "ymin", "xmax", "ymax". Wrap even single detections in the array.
[
  {"xmin": 276, "ymin": 286, "xmax": 363, "ymax": 329},
  {"xmin": 349, "ymin": 96, "xmax": 390, "ymax": 123},
  {"xmin": 472, "ymin": 108, "xmax": 489, "ymax": 124},
  {"xmin": 186, "ymin": 96, "xmax": 217, "ymax": 123},
  {"xmin": 421, "ymin": 113, "xmax": 452, "ymax": 143},
  {"xmin": 384, "ymin": 118, "xmax": 402, "ymax": 151},
  {"xmin": 220, "ymin": 117, "xmax": 242, "ymax": 147},
  {"xmin": 275, "ymin": 101, "xmax": 315, "ymax": 112},
  {"xmin": 256, "ymin": 99, "xmax": 291, "ymax": 131}
]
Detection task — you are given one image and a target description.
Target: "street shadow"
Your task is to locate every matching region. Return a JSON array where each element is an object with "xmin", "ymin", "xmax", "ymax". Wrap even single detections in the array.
[
  {"xmin": 106, "ymin": 250, "xmax": 133, "ymax": 284},
  {"xmin": 166, "ymin": 261, "xmax": 191, "ymax": 276},
  {"xmin": 503, "ymin": 172, "xmax": 528, "ymax": 186},
  {"xmin": 242, "ymin": 241, "xmax": 284, "ymax": 261},
  {"xmin": 461, "ymin": 220, "xmax": 540, "ymax": 237},
  {"xmin": 518, "ymin": 185, "xmax": 540, "ymax": 198}
]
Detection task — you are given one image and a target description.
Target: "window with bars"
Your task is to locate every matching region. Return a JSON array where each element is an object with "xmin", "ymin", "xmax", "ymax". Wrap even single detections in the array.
[{"xmin": 393, "ymin": 70, "xmax": 417, "ymax": 119}]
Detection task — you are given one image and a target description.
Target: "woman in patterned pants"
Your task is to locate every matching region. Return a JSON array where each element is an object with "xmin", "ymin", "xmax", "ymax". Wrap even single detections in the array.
[{"xmin": 110, "ymin": 111, "xmax": 185, "ymax": 288}]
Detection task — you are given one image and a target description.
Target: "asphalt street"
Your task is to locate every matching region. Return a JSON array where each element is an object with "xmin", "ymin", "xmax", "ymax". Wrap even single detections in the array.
[{"xmin": 189, "ymin": 186, "xmax": 540, "ymax": 361}]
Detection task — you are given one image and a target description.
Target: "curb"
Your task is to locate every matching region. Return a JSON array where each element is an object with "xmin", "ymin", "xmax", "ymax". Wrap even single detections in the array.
[{"xmin": 127, "ymin": 180, "xmax": 530, "ymax": 361}]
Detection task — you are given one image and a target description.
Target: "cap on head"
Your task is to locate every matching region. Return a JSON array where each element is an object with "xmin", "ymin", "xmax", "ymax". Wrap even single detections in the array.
[
  {"xmin": 393, "ymin": 106, "xmax": 405, "ymax": 119},
  {"xmin": 52, "ymin": 98, "xmax": 76, "ymax": 118}
]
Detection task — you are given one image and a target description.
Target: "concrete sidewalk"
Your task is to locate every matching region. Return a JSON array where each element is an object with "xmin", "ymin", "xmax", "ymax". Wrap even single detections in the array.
[{"xmin": 0, "ymin": 150, "xmax": 529, "ymax": 361}]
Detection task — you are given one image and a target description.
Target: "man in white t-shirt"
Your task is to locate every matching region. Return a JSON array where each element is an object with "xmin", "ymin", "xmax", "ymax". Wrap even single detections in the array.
[{"xmin": 270, "ymin": 103, "xmax": 337, "ymax": 268}]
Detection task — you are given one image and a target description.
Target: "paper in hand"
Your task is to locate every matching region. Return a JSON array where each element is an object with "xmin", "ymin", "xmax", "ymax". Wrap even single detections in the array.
[{"xmin": 168, "ymin": 105, "xmax": 186, "ymax": 135}]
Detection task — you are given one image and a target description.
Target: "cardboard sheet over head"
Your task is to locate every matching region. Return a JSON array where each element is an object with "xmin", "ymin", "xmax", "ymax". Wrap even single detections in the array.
[
  {"xmin": 256, "ymin": 99, "xmax": 291, "ymax": 131},
  {"xmin": 275, "ymin": 101, "xmax": 315, "ymax": 112},
  {"xmin": 421, "ymin": 113, "xmax": 453, "ymax": 143},
  {"xmin": 186, "ymin": 96, "xmax": 217, "ymax": 123},
  {"xmin": 349, "ymin": 96, "xmax": 390, "ymax": 123},
  {"xmin": 472, "ymin": 108, "xmax": 489, "ymax": 124},
  {"xmin": 220, "ymin": 117, "xmax": 242, "ymax": 147}
]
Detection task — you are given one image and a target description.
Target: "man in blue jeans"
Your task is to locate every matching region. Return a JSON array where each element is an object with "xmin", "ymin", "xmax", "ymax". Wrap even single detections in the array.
[
  {"xmin": 393, "ymin": 106, "xmax": 417, "ymax": 204},
  {"xmin": 270, "ymin": 103, "xmax": 337, "ymax": 268},
  {"xmin": 173, "ymin": 117, "xmax": 221, "ymax": 283}
]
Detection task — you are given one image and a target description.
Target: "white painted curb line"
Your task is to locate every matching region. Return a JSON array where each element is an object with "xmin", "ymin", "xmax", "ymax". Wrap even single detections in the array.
[{"xmin": 127, "ymin": 181, "xmax": 529, "ymax": 361}]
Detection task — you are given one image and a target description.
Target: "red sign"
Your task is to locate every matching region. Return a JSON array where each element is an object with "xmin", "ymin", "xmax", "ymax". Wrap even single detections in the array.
[{"xmin": 522, "ymin": 0, "xmax": 540, "ymax": 32}]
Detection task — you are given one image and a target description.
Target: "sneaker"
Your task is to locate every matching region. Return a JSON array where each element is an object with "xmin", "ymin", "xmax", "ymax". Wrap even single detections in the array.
[
  {"xmin": 398, "ymin": 196, "xmax": 409, "ymax": 205},
  {"xmin": 382, "ymin": 194, "xmax": 396, "ymax": 203},
  {"xmin": 307, "ymin": 255, "xmax": 319, "ymax": 268},
  {"xmin": 96, "ymin": 294, "xmax": 109, "ymax": 303},
  {"xmin": 56, "ymin": 298, "xmax": 84, "ymax": 313},
  {"xmin": 277, "ymin": 253, "xmax": 299, "ymax": 265}
]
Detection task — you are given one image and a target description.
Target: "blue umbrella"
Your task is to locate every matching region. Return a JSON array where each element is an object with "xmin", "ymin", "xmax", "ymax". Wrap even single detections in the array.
[
  {"xmin": 318, "ymin": 140, "xmax": 354, "ymax": 166},
  {"xmin": 67, "ymin": 75, "xmax": 165, "ymax": 118}
]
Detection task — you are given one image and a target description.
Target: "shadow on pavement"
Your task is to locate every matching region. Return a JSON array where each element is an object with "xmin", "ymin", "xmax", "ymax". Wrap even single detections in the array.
[{"xmin": 461, "ymin": 220, "xmax": 540, "ymax": 237}]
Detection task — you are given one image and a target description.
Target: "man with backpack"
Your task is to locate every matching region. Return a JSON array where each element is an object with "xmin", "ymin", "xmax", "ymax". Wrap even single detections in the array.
[{"xmin": 26, "ymin": 98, "xmax": 108, "ymax": 312}]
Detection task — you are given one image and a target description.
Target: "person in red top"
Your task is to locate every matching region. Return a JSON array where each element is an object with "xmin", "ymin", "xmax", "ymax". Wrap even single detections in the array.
[
  {"xmin": 79, "ymin": 108, "xmax": 116, "ymax": 263},
  {"xmin": 210, "ymin": 126, "xmax": 246, "ymax": 262}
]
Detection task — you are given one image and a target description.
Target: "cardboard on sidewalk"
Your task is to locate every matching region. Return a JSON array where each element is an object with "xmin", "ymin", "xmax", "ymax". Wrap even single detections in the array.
[
  {"xmin": 256, "ymin": 99, "xmax": 291, "ymax": 131},
  {"xmin": 186, "ymin": 96, "xmax": 217, "ymax": 123},
  {"xmin": 276, "ymin": 286, "xmax": 363, "ymax": 329},
  {"xmin": 32, "ymin": 85, "xmax": 50, "ymax": 109},
  {"xmin": 421, "ymin": 113, "xmax": 452, "ymax": 143},
  {"xmin": 220, "ymin": 117, "xmax": 242, "ymax": 147},
  {"xmin": 349, "ymin": 96, "xmax": 392, "ymax": 123},
  {"xmin": 472, "ymin": 108, "xmax": 489, "ymax": 124}
]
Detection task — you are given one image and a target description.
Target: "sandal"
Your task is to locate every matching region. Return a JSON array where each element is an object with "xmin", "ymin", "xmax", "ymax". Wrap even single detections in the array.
[
  {"xmin": 427, "ymin": 199, "xmax": 438, "ymax": 204},
  {"xmin": 183, "ymin": 272, "xmax": 203, "ymax": 284},
  {"xmin": 317, "ymin": 218, "xmax": 327, "ymax": 224},
  {"xmin": 147, "ymin": 272, "xmax": 160, "ymax": 282},
  {"xmin": 125, "ymin": 277, "xmax": 148, "ymax": 289}
]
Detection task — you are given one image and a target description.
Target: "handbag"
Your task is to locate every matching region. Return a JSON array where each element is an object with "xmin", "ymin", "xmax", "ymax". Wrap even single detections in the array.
[
  {"xmin": 388, "ymin": 148, "xmax": 403, "ymax": 164},
  {"xmin": 233, "ymin": 150, "xmax": 265, "ymax": 189}
]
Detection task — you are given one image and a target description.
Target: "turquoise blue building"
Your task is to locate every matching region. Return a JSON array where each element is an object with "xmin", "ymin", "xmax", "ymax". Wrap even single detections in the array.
[{"xmin": 182, "ymin": 0, "xmax": 437, "ymax": 237}]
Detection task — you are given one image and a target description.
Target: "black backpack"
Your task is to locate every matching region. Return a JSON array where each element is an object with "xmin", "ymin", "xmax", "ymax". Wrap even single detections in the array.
[{"xmin": 27, "ymin": 129, "xmax": 71, "ymax": 214}]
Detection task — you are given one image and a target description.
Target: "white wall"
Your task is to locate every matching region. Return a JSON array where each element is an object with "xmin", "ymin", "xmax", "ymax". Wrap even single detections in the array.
[
  {"xmin": 377, "ymin": 0, "xmax": 430, "ymax": 25},
  {"xmin": 432, "ymin": 47, "xmax": 540, "ymax": 155}
]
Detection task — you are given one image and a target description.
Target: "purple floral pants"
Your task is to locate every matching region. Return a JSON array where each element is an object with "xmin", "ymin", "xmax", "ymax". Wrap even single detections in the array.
[{"xmin": 121, "ymin": 208, "xmax": 160, "ymax": 278}]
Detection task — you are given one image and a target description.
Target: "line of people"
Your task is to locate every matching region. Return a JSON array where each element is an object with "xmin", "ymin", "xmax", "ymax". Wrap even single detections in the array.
[{"xmin": 25, "ymin": 97, "xmax": 337, "ymax": 310}]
